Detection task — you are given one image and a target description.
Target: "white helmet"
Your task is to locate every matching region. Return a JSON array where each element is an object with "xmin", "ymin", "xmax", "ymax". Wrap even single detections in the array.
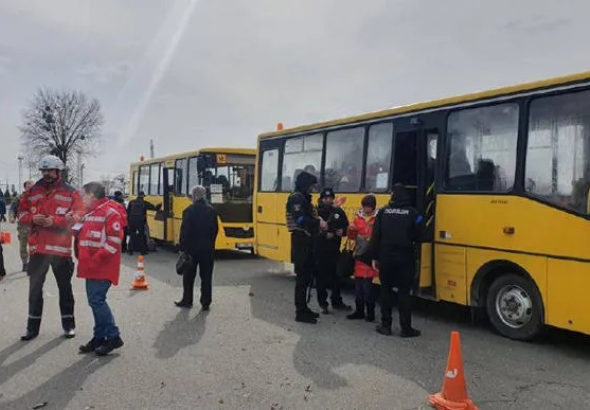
[{"xmin": 38, "ymin": 155, "xmax": 65, "ymax": 171}]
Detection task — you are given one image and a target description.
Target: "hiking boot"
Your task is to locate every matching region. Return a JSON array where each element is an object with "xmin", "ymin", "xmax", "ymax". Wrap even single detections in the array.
[
  {"xmin": 95, "ymin": 337, "xmax": 124, "ymax": 356},
  {"xmin": 79, "ymin": 338, "xmax": 104, "ymax": 354},
  {"xmin": 400, "ymin": 328, "xmax": 421, "ymax": 338}
]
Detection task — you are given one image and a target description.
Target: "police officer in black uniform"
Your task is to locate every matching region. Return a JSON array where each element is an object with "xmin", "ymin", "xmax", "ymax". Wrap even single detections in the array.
[
  {"xmin": 370, "ymin": 183, "xmax": 423, "ymax": 338},
  {"xmin": 286, "ymin": 171, "xmax": 325, "ymax": 324},
  {"xmin": 315, "ymin": 187, "xmax": 350, "ymax": 314},
  {"xmin": 126, "ymin": 191, "xmax": 157, "ymax": 255}
]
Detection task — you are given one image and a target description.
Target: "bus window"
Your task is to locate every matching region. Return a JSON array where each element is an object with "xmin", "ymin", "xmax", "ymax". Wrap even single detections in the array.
[
  {"xmin": 281, "ymin": 134, "xmax": 323, "ymax": 192},
  {"xmin": 139, "ymin": 165, "xmax": 150, "ymax": 194},
  {"xmin": 365, "ymin": 122, "xmax": 393, "ymax": 192},
  {"xmin": 201, "ymin": 160, "xmax": 255, "ymax": 203},
  {"xmin": 175, "ymin": 158, "xmax": 188, "ymax": 196},
  {"xmin": 260, "ymin": 149, "xmax": 279, "ymax": 191},
  {"xmin": 445, "ymin": 103, "xmax": 519, "ymax": 192},
  {"xmin": 188, "ymin": 156, "xmax": 199, "ymax": 192},
  {"xmin": 526, "ymin": 90, "xmax": 590, "ymax": 213},
  {"xmin": 149, "ymin": 163, "xmax": 159, "ymax": 195},
  {"xmin": 325, "ymin": 127, "xmax": 364, "ymax": 192}
]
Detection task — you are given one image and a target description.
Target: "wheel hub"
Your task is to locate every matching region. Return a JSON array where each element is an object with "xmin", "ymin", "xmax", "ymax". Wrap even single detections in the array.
[{"xmin": 496, "ymin": 285, "xmax": 533, "ymax": 329}]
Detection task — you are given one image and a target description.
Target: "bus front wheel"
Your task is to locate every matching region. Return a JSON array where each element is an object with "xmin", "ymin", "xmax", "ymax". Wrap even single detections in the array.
[{"xmin": 486, "ymin": 273, "xmax": 544, "ymax": 341}]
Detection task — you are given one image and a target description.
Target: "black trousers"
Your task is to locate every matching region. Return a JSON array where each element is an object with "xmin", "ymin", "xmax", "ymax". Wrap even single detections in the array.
[
  {"xmin": 316, "ymin": 247, "xmax": 343, "ymax": 307},
  {"xmin": 355, "ymin": 277, "xmax": 376, "ymax": 308},
  {"xmin": 121, "ymin": 228, "xmax": 128, "ymax": 253},
  {"xmin": 128, "ymin": 221, "xmax": 147, "ymax": 254},
  {"xmin": 291, "ymin": 232, "xmax": 314, "ymax": 314},
  {"xmin": 27, "ymin": 253, "xmax": 75, "ymax": 333},
  {"xmin": 182, "ymin": 250, "xmax": 215, "ymax": 307},
  {"xmin": 0, "ymin": 243, "xmax": 6, "ymax": 276},
  {"xmin": 379, "ymin": 252, "xmax": 415, "ymax": 331}
]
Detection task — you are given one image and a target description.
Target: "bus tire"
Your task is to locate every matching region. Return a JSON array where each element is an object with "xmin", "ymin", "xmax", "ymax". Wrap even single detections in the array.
[{"xmin": 486, "ymin": 273, "xmax": 544, "ymax": 341}]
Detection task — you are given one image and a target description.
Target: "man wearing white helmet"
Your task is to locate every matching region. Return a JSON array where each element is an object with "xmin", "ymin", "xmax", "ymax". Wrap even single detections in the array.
[{"xmin": 18, "ymin": 155, "xmax": 84, "ymax": 341}]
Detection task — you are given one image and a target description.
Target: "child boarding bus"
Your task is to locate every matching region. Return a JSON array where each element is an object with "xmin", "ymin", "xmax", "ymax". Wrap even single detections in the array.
[
  {"xmin": 130, "ymin": 148, "xmax": 256, "ymax": 253},
  {"xmin": 254, "ymin": 71, "xmax": 590, "ymax": 341}
]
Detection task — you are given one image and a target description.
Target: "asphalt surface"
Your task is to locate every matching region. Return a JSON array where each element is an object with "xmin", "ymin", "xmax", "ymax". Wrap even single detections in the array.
[{"xmin": 1, "ymin": 223, "xmax": 590, "ymax": 409}]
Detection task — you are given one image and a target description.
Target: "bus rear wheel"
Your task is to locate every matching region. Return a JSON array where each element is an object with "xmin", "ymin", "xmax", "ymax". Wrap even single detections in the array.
[{"xmin": 486, "ymin": 273, "xmax": 544, "ymax": 341}]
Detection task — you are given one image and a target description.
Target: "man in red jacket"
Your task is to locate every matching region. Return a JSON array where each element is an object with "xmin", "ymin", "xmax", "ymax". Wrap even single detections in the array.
[
  {"xmin": 18, "ymin": 155, "xmax": 84, "ymax": 341},
  {"xmin": 77, "ymin": 181, "xmax": 124, "ymax": 356}
]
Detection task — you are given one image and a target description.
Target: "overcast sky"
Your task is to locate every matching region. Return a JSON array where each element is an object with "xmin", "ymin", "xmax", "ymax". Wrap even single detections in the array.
[{"xmin": 1, "ymin": 0, "xmax": 590, "ymax": 187}]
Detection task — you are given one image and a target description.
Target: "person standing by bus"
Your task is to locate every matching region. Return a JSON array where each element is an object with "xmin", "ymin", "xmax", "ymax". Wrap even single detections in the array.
[
  {"xmin": 10, "ymin": 180, "xmax": 34, "ymax": 272},
  {"xmin": 111, "ymin": 191, "xmax": 128, "ymax": 254},
  {"xmin": 286, "ymin": 170, "xmax": 326, "ymax": 324},
  {"xmin": 315, "ymin": 187, "xmax": 350, "ymax": 314},
  {"xmin": 126, "ymin": 191, "xmax": 157, "ymax": 255},
  {"xmin": 18, "ymin": 156, "xmax": 84, "ymax": 341},
  {"xmin": 370, "ymin": 183, "xmax": 422, "ymax": 338}
]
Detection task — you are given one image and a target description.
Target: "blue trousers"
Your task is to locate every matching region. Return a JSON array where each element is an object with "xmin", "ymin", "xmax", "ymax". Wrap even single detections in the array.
[{"xmin": 86, "ymin": 279, "xmax": 120, "ymax": 340}]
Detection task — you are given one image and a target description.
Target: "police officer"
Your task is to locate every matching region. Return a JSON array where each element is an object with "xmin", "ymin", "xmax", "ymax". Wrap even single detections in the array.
[
  {"xmin": 315, "ymin": 187, "xmax": 350, "ymax": 314},
  {"xmin": 126, "ymin": 191, "xmax": 157, "ymax": 255},
  {"xmin": 286, "ymin": 170, "xmax": 326, "ymax": 324},
  {"xmin": 370, "ymin": 183, "xmax": 423, "ymax": 338}
]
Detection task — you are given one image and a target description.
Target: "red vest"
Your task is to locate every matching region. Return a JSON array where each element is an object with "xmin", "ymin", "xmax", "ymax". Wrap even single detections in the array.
[
  {"xmin": 76, "ymin": 199, "xmax": 124, "ymax": 285},
  {"xmin": 19, "ymin": 179, "xmax": 84, "ymax": 257}
]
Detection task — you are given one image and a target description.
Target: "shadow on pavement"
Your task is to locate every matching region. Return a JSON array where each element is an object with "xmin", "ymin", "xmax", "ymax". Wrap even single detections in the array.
[
  {"xmin": 153, "ymin": 309, "xmax": 209, "ymax": 359},
  {"xmin": 1, "ymin": 354, "xmax": 116, "ymax": 410},
  {"xmin": 0, "ymin": 338, "xmax": 65, "ymax": 388}
]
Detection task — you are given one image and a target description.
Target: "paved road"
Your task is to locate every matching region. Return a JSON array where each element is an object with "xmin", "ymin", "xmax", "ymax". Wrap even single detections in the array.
[{"xmin": 1, "ymin": 223, "xmax": 590, "ymax": 409}]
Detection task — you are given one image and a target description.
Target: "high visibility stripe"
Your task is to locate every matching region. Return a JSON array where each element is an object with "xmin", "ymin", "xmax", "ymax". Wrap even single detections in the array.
[
  {"xmin": 106, "ymin": 208, "xmax": 118, "ymax": 216},
  {"xmin": 61, "ymin": 314, "xmax": 75, "ymax": 318},
  {"xmin": 107, "ymin": 236, "xmax": 122, "ymax": 244},
  {"xmin": 28, "ymin": 315, "xmax": 42, "ymax": 319},
  {"xmin": 85, "ymin": 216, "xmax": 106, "ymax": 222},
  {"xmin": 45, "ymin": 245, "xmax": 70, "ymax": 254},
  {"xmin": 28, "ymin": 194, "xmax": 43, "ymax": 202},
  {"xmin": 79, "ymin": 240, "xmax": 102, "ymax": 248},
  {"xmin": 104, "ymin": 244, "xmax": 117, "ymax": 254},
  {"xmin": 54, "ymin": 195, "xmax": 73, "ymax": 202}
]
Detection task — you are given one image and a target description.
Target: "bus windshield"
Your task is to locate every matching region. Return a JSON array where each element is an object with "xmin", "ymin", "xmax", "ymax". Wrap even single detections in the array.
[{"xmin": 201, "ymin": 162, "xmax": 254, "ymax": 203}]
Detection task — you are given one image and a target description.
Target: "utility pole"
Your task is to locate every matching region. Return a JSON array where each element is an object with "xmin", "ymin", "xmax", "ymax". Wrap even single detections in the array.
[
  {"xmin": 80, "ymin": 163, "xmax": 85, "ymax": 187},
  {"xmin": 17, "ymin": 155, "xmax": 23, "ymax": 192},
  {"xmin": 150, "ymin": 139, "xmax": 155, "ymax": 159}
]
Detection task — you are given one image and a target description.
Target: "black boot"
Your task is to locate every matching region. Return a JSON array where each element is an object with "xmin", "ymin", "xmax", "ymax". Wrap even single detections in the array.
[
  {"xmin": 21, "ymin": 330, "xmax": 39, "ymax": 341},
  {"xmin": 365, "ymin": 304, "xmax": 375, "ymax": 322},
  {"xmin": 347, "ymin": 302, "xmax": 365, "ymax": 320},
  {"xmin": 79, "ymin": 338, "xmax": 104, "ymax": 353},
  {"xmin": 296, "ymin": 310, "xmax": 318, "ymax": 324},
  {"xmin": 305, "ymin": 308, "xmax": 320, "ymax": 318},
  {"xmin": 400, "ymin": 327, "xmax": 421, "ymax": 338},
  {"xmin": 95, "ymin": 336, "xmax": 124, "ymax": 356},
  {"xmin": 376, "ymin": 324, "xmax": 392, "ymax": 336},
  {"xmin": 21, "ymin": 319, "xmax": 40, "ymax": 341}
]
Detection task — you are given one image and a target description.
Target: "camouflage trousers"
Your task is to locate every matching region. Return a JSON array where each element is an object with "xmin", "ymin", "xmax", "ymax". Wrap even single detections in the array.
[{"xmin": 17, "ymin": 223, "xmax": 29, "ymax": 265}]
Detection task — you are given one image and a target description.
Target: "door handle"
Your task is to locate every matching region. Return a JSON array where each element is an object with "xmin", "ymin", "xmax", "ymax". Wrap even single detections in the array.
[
  {"xmin": 257, "ymin": 206, "xmax": 263, "ymax": 213},
  {"xmin": 439, "ymin": 230, "xmax": 451, "ymax": 239}
]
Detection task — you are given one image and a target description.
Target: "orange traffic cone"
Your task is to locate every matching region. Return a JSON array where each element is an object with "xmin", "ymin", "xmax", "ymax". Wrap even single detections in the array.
[
  {"xmin": 0, "ymin": 231, "xmax": 11, "ymax": 244},
  {"xmin": 429, "ymin": 331, "xmax": 478, "ymax": 410},
  {"xmin": 130, "ymin": 255, "xmax": 149, "ymax": 290}
]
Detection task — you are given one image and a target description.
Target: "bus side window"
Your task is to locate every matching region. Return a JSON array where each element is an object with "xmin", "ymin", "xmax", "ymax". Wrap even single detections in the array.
[
  {"xmin": 260, "ymin": 149, "xmax": 279, "ymax": 192},
  {"xmin": 445, "ymin": 103, "xmax": 519, "ymax": 192}
]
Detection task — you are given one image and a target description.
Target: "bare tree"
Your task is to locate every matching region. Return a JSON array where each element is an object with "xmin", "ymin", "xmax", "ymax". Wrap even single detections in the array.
[{"xmin": 19, "ymin": 88, "xmax": 104, "ymax": 182}]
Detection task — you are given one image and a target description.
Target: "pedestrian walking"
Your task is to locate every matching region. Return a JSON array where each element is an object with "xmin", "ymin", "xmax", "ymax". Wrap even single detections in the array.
[
  {"xmin": 76, "ymin": 182, "xmax": 125, "ymax": 356},
  {"xmin": 18, "ymin": 155, "xmax": 84, "ymax": 341}
]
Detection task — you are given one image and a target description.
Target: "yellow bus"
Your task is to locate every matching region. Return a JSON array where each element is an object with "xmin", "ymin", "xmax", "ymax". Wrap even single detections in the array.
[
  {"xmin": 130, "ymin": 147, "xmax": 256, "ymax": 253},
  {"xmin": 254, "ymin": 71, "xmax": 590, "ymax": 341}
]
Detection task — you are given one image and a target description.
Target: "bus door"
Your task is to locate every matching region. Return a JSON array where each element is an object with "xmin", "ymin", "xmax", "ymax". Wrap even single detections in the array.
[
  {"xmin": 255, "ymin": 139, "xmax": 283, "ymax": 260},
  {"xmin": 392, "ymin": 116, "xmax": 440, "ymax": 298},
  {"xmin": 162, "ymin": 164, "xmax": 175, "ymax": 244}
]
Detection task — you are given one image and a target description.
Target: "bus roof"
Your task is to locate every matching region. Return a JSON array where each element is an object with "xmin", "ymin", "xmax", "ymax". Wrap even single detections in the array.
[
  {"xmin": 259, "ymin": 70, "xmax": 590, "ymax": 139},
  {"xmin": 130, "ymin": 147, "xmax": 256, "ymax": 167}
]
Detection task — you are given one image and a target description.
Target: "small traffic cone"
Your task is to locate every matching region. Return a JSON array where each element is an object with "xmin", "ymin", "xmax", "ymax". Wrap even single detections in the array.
[
  {"xmin": 429, "ymin": 331, "xmax": 478, "ymax": 410},
  {"xmin": 130, "ymin": 255, "xmax": 149, "ymax": 290}
]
